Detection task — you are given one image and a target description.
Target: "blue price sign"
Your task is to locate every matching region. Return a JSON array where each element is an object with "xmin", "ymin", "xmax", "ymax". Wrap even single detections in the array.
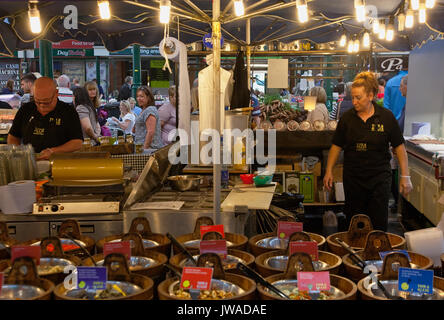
[
  {"xmin": 77, "ymin": 267, "xmax": 107, "ymax": 290},
  {"xmin": 379, "ymin": 250, "xmax": 411, "ymax": 262},
  {"xmin": 398, "ymin": 267, "xmax": 434, "ymax": 295},
  {"xmin": 203, "ymin": 33, "xmax": 224, "ymax": 49}
]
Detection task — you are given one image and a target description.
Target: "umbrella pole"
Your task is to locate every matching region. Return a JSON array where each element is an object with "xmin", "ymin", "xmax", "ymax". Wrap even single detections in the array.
[
  {"xmin": 213, "ymin": 0, "xmax": 221, "ymax": 223},
  {"xmin": 247, "ymin": 18, "xmax": 251, "ymax": 90}
]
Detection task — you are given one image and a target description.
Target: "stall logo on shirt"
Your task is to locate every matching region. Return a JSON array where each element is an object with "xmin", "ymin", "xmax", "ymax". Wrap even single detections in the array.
[
  {"xmin": 33, "ymin": 127, "xmax": 45, "ymax": 135},
  {"xmin": 356, "ymin": 143, "xmax": 367, "ymax": 151},
  {"xmin": 50, "ymin": 117, "xmax": 62, "ymax": 125},
  {"xmin": 371, "ymin": 124, "xmax": 384, "ymax": 132}
]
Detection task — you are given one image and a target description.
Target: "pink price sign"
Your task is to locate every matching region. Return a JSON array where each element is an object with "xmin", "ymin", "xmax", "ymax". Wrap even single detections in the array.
[
  {"xmin": 199, "ymin": 240, "xmax": 228, "ymax": 259},
  {"xmin": 289, "ymin": 241, "xmax": 319, "ymax": 261},
  {"xmin": 11, "ymin": 245, "xmax": 41, "ymax": 265},
  {"xmin": 103, "ymin": 241, "xmax": 131, "ymax": 260},
  {"xmin": 297, "ymin": 271, "xmax": 331, "ymax": 292},
  {"xmin": 200, "ymin": 225, "xmax": 225, "ymax": 239},
  {"xmin": 180, "ymin": 267, "xmax": 213, "ymax": 291},
  {"xmin": 277, "ymin": 221, "xmax": 303, "ymax": 240}
]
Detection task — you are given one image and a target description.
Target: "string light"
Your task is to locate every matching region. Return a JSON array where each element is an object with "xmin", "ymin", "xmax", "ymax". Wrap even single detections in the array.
[
  {"xmin": 411, "ymin": 0, "xmax": 420, "ymax": 10},
  {"xmin": 405, "ymin": 9, "xmax": 414, "ymax": 28},
  {"xmin": 28, "ymin": 1, "xmax": 41, "ymax": 34},
  {"xmin": 372, "ymin": 18, "xmax": 380, "ymax": 34},
  {"xmin": 354, "ymin": 0, "xmax": 366, "ymax": 22},
  {"xmin": 347, "ymin": 40, "xmax": 354, "ymax": 53},
  {"xmin": 296, "ymin": 0, "xmax": 309, "ymax": 23},
  {"xmin": 378, "ymin": 20, "xmax": 386, "ymax": 39},
  {"xmin": 98, "ymin": 0, "xmax": 111, "ymax": 19},
  {"xmin": 398, "ymin": 13, "xmax": 406, "ymax": 31},
  {"xmin": 419, "ymin": 2, "xmax": 426, "ymax": 23},
  {"xmin": 339, "ymin": 34, "xmax": 347, "ymax": 47},
  {"xmin": 234, "ymin": 0, "xmax": 245, "ymax": 17},
  {"xmin": 386, "ymin": 24, "xmax": 394, "ymax": 41},
  {"xmin": 363, "ymin": 32, "xmax": 370, "ymax": 48},
  {"xmin": 159, "ymin": 0, "xmax": 171, "ymax": 24},
  {"xmin": 353, "ymin": 38, "xmax": 360, "ymax": 52},
  {"xmin": 426, "ymin": 0, "xmax": 435, "ymax": 9}
]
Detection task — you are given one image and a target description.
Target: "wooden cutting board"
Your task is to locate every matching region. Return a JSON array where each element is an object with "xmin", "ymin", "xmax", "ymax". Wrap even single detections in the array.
[{"xmin": 221, "ymin": 183, "xmax": 277, "ymax": 211}]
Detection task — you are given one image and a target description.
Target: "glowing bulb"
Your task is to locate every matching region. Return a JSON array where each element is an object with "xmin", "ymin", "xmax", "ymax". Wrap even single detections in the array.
[
  {"xmin": 378, "ymin": 22, "xmax": 386, "ymax": 39},
  {"xmin": 398, "ymin": 13, "xmax": 406, "ymax": 31},
  {"xmin": 339, "ymin": 34, "xmax": 347, "ymax": 47},
  {"xmin": 296, "ymin": 0, "xmax": 309, "ymax": 23},
  {"xmin": 355, "ymin": 0, "xmax": 366, "ymax": 22},
  {"xmin": 348, "ymin": 40, "xmax": 354, "ymax": 53},
  {"xmin": 353, "ymin": 39, "xmax": 360, "ymax": 52},
  {"xmin": 28, "ymin": 4, "xmax": 41, "ymax": 34},
  {"xmin": 363, "ymin": 32, "xmax": 370, "ymax": 47},
  {"xmin": 159, "ymin": 0, "xmax": 171, "ymax": 24},
  {"xmin": 234, "ymin": 0, "xmax": 245, "ymax": 17},
  {"xmin": 98, "ymin": 0, "xmax": 111, "ymax": 19},
  {"xmin": 372, "ymin": 19, "xmax": 380, "ymax": 34},
  {"xmin": 419, "ymin": 4, "xmax": 426, "ymax": 23},
  {"xmin": 426, "ymin": 0, "xmax": 435, "ymax": 9},
  {"xmin": 386, "ymin": 25, "xmax": 394, "ymax": 41},
  {"xmin": 411, "ymin": 0, "xmax": 420, "ymax": 10},
  {"xmin": 405, "ymin": 9, "xmax": 414, "ymax": 28}
]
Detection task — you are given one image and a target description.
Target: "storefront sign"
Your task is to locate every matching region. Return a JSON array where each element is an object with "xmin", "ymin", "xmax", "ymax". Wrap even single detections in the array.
[
  {"xmin": 297, "ymin": 271, "xmax": 331, "ymax": 292},
  {"xmin": 35, "ymin": 40, "xmax": 94, "ymax": 49},
  {"xmin": 289, "ymin": 241, "xmax": 319, "ymax": 261},
  {"xmin": 110, "ymin": 47, "xmax": 160, "ymax": 56},
  {"xmin": 200, "ymin": 225, "xmax": 225, "ymax": 239},
  {"xmin": 200, "ymin": 240, "xmax": 228, "ymax": 259},
  {"xmin": 11, "ymin": 245, "xmax": 41, "ymax": 265},
  {"xmin": 77, "ymin": 266, "xmax": 107, "ymax": 290},
  {"xmin": 0, "ymin": 60, "xmax": 20, "ymax": 91},
  {"xmin": 398, "ymin": 268, "xmax": 433, "ymax": 295},
  {"xmin": 103, "ymin": 241, "xmax": 131, "ymax": 259},
  {"xmin": 376, "ymin": 56, "xmax": 409, "ymax": 72},
  {"xmin": 34, "ymin": 49, "xmax": 94, "ymax": 57},
  {"xmin": 180, "ymin": 267, "xmax": 213, "ymax": 291},
  {"xmin": 277, "ymin": 221, "xmax": 303, "ymax": 240}
]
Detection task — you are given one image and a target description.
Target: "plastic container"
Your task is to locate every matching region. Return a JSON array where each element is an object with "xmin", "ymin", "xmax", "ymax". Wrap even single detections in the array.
[
  {"xmin": 254, "ymin": 174, "xmax": 273, "ymax": 186},
  {"xmin": 240, "ymin": 174, "xmax": 255, "ymax": 185}
]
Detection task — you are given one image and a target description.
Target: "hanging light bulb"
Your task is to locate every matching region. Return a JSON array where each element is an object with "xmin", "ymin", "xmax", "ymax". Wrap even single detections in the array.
[
  {"xmin": 354, "ymin": 0, "xmax": 366, "ymax": 22},
  {"xmin": 405, "ymin": 9, "xmax": 414, "ymax": 28},
  {"xmin": 411, "ymin": 0, "xmax": 420, "ymax": 10},
  {"xmin": 363, "ymin": 32, "xmax": 370, "ymax": 48},
  {"xmin": 296, "ymin": 0, "xmax": 309, "ymax": 23},
  {"xmin": 347, "ymin": 40, "xmax": 354, "ymax": 53},
  {"xmin": 372, "ymin": 18, "xmax": 380, "ymax": 34},
  {"xmin": 378, "ymin": 20, "xmax": 386, "ymax": 39},
  {"xmin": 386, "ymin": 25, "xmax": 394, "ymax": 41},
  {"xmin": 234, "ymin": 0, "xmax": 245, "ymax": 17},
  {"xmin": 28, "ymin": 1, "xmax": 41, "ymax": 34},
  {"xmin": 426, "ymin": 0, "xmax": 435, "ymax": 9},
  {"xmin": 353, "ymin": 39, "xmax": 360, "ymax": 52},
  {"xmin": 159, "ymin": 0, "xmax": 171, "ymax": 23},
  {"xmin": 398, "ymin": 13, "xmax": 406, "ymax": 31},
  {"xmin": 339, "ymin": 34, "xmax": 347, "ymax": 47},
  {"xmin": 98, "ymin": 0, "xmax": 111, "ymax": 19},
  {"xmin": 419, "ymin": 3, "xmax": 426, "ymax": 23}
]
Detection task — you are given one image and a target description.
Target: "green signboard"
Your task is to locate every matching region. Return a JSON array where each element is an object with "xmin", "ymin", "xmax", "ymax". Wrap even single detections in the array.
[
  {"xmin": 34, "ymin": 48, "xmax": 94, "ymax": 57},
  {"xmin": 149, "ymin": 59, "xmax": 170, "ymax": 88}
]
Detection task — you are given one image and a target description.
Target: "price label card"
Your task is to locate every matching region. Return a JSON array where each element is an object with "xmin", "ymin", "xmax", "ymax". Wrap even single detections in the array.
[
  {"xmin": 0, "ymin": 273, "xmax": 3, "ymax": 295},
  {"xmin": 103, "ymin": 241, "xmax": 131, "ymax": 260},
  {"xmin": 200, "ymin": 240, "xmax": 227, "ymax": 259},
  {"xmin": 200, "ymin": 225, "xmax": 225, "ymax": 239},
  {"xmin": 277, "ymin": 221, "xmax": 303, "ymax": 240},
  {"xmin": 379, "ymin": 250, "xmax": 411, "ymax": 262},
  {"xmin": 77, "ymin": 266, "xmax": 107, "ymax": 291},
  {"xmin": 297, "ymin": 271, "xmax": 331, "ymax": 292},
  {"xmin": 398, "ymin": 267, "xmax": 434, "ymax": 295},
  {"xmin": 180, "ymin": 267, "xmax": 213, "ymax": 291},
  {"xmin": 289, "ymin": 241, "xmax": 319, "ymax": 261},
  {"xmin": 11, "ymin": 245, "xmax": 41, "ymax": 265}
]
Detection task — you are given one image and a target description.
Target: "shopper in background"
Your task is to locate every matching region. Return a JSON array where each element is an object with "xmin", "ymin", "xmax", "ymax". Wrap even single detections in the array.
[
  {"xmin": 85, "ymin": 80, "xmax": 109, "ymax": 137},
  {"xmin": 158, "ymin": 86, "xmax": 177, "ymax": 145},
  {"xmin": 128, "ymin": 96, "xmax": 141, "ymax": 116},
  {"xmin": 398, "ymin": 75, "xmax": 408, "ymax": 133},
  {"xmin": 378, "ymin": 78, "xmax": 386, "ymax": 97},
  {"xmin": 70, "ymin": 77, "xmax": 81, "ymax": 92},
  {"xmin": 333, "ymin": 77, "xmax": 345, "ymax": 95},
  {"xmin": 384, "ymin": 69, "xmax": 408, "ymax": 129},
  {"xmin": 1, "ymin": 79, "xmax": 14, "ymax": 94},
  {"xmin": 134, "ymin": 86, "xmax": 163, "ymax": 150},
  {"xmin": 111, "ymin": 100, "xmax": 135, "ymax": 135},
  {"xmin": 20, "ymin": 73, "xmax": 37, "ymax": 106},
  {"xmin": 323, "ymin": 72, "xmax": 412, "ymax": 231},
  {"xmin": 330, "ymin": 82, "xmax": 353, "ymax": 120},
  {"xmin": 56, "ymin": 75, "xmax": 73, "ymax": 105},
  {"xmin": 118, "ymin": 76, "xmax": 132, "ymax": 101},
  {"xmin": 306, "ymin": 86, "xmax": 329, "ymax": 124},
  {"xmin": 93, "ymin": 78, "xmax": 104, "ymax": 99},
  {"xmin": 73, "ymin": 87, "xmax": 101, "ymax": 145}
]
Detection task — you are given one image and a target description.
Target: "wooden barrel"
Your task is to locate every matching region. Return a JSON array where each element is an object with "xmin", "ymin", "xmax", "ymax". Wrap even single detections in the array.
[
  {"xmin": 0, "ymin": 222, "xmax": 17, "ymax": 260},
  {"xmin": 169, "ymin": 248, "xmax": 255, "ymax": 276},
  {"xmin": 173, "ymin": 233, "xmax": 248, "ymax": 255},
  {"xmin": 249, "ymin": 232, "xmax": 326, "ymax": 257},
  {"xmin": 441, "ymin": 253, "xmax": 444, "ymax": 277},
  {"xmin": 96, "ymin": 234, "xmax": 171, "ymax": 257},
  {"xmin": 255, "ymin": 249, "xmax": 342, "ymax": 278},
  {"xmin": 3, "ymin": 257, "xmax": 55, "ymax": 300},
  {"xmin": 54, "ymin": 253, "xmax": 154, "ymax": 300}
]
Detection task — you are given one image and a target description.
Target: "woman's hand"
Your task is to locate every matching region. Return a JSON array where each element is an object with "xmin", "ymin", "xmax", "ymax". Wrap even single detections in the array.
[
  {"xmin": 399, "ymin": 176, "xmax": 413, "ymax": 196},
  {"xmin": 323, "ymin": 171, "xmax": 334, "ymax": 191}
]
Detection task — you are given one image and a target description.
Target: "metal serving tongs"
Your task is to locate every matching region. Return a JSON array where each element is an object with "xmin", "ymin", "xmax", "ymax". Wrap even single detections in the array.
[
  {"xmin": 236, "ymin": 262, "xmax": 291, "ymax": 300},
  {"xmin": 166, "ymin": 233, "xmax": 198, "ymax": 266},
  {"xmin": 335, "ymin": 238, "xmax": 404, "ymax": 300}
]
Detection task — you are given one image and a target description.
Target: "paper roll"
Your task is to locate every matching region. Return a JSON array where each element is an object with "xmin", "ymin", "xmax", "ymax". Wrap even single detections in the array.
[
  {"xmin": 51, "ymin": 158, "xmax": 123, "ymax": 181},
  {"xmin": 0, "ymin": 180, "xmax": 35, "ymax": 214},
  {"xmin": 160, "ymin": 37, "xmax": 191, "ymax": 144},
  {"xmin": 405, "ymin": 227, "xmax": 444, "ymax": 267}
]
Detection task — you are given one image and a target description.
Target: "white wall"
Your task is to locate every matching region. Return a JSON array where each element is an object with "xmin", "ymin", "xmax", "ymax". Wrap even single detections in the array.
[{"xmin": 405, "ymin": 39, "xmax": 444, "ymax": 137}]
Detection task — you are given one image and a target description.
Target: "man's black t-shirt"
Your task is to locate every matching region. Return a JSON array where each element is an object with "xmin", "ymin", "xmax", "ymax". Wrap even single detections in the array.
[
  {"xmin": 9, "ymin": 100, "xmax": 83, "ymax": 153},
  {"xmin": 332, "ymin": 103, "xmax": 405, "ymax": 177}
]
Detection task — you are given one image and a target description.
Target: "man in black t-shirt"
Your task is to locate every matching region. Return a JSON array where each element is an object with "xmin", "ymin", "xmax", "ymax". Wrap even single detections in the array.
[{"xmin": 8, "ymin": 77, "xmax": 83, "ymax": 160}]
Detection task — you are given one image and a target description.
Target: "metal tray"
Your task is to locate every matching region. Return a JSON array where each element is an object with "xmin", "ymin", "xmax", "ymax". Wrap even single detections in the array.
[
  {"xmin": 179, "ymin": 255, "xmax": 246, "ymax": 269},
  {"xmin": 183, "ymin": 239, "xmax": 234, "ymax": 249},
  {"xmin": 367, "ymin": 280, "xmax": 444, "ymax": 300},
  {"xmin": 255, "ymin": 237, "xmax": 288, "ymax": 249},
  {"xmin": 168, "ymin": 278, "xmax": 245, "ymax": 299},
  {"xmin": 64, "ymin": 281, "xmax": 142, "ymax": 300},
  {"xmin": 0, "ymin": 284, "xmax": 46, "ymax": 300},
  {"xmin": 109, "ymin": 238, "xmax": 159, "ymax": 249},
  {"xmin": 265, "ymin": 255, "xmax": 329, "ymax": 271},
  {"xmin": 32, "ymin": 238, "xmax": 87, "ymax": 248},
  {"xmin": 270, "ymin": 279, "xmax": 345, "ymax": 300},
  {"xmin": 95, "ymin": 256, "xmax": 158, "ymax": 270}
]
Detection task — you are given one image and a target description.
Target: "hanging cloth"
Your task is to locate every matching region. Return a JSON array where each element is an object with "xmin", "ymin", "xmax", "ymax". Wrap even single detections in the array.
[{"xmin": 230, "ymin": 50, "xmax": 250, "ymax": 109}]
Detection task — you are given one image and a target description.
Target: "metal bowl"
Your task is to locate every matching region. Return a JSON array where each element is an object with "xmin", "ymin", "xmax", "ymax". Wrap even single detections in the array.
[
  {"xmin": 64, "ymin": 281, "xmax": 142, "ymax": 300},
  {"xmin": 95, "ymin": 256, "xmax": 158, "ymax": 270},
  {"xmin": 183, "ymin": 239, "xmax": 234, "ymax": 249},
  {"xmin": 265, "ymin": 255, "xmax": 329, "ymax": 271},
  {"xmin": 32, "ymin": 238, "xmax": 87, "ymax": 249},
  {"xmin": 363, "ymin": 260, "xmax": 419, "ymax": 273},
  {"xmin": 108, "ymin": 238, "xmax": 159, "ymax": 249},
  {"xmin": 167, "ymin": 175, "xmax": 203, "ymax": 192},
  {"xmin": 0, "ymin": 284, "xmax": 46, "ymax": 300},
  {"xmin": 179, "ymin": 255, "xmax": 245, "ymax": 269},
  {"xmin": 366, "ymin": 279, "xmax": 444, "ymax": 300},
  {"xmin": 269, "ymin": 279, "xmax": 345, "ymax": 300},
  {"xmin": 168, "ymin": 278, "xmax": 245, "ymax": 299},
  {"xmin": 3, "ymin": 258, "xmax": 76, "ymax": 276},
  {"xmin": 256, "ymin": 237, "xmax": 288, "ymax": 249}
]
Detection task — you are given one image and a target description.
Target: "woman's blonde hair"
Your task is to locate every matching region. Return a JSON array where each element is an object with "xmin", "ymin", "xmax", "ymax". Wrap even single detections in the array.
[
  {"xmin": 84, "ymin": 81, "xmax": 100, "ymax": 109},
  {"xmin": 120, "ymin": 100, "xmax": 133, "ymax": 117},
  {"xmin": 352, "ymin": 72, "xmax": 378, "ymax": 98},
  {"xmin": 309, "ymin": 86, "xmax": 327, "ymax": 104},
  {"xmin": 128, "ymin": 97, "xmax": 136, "ymax": 108}
]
